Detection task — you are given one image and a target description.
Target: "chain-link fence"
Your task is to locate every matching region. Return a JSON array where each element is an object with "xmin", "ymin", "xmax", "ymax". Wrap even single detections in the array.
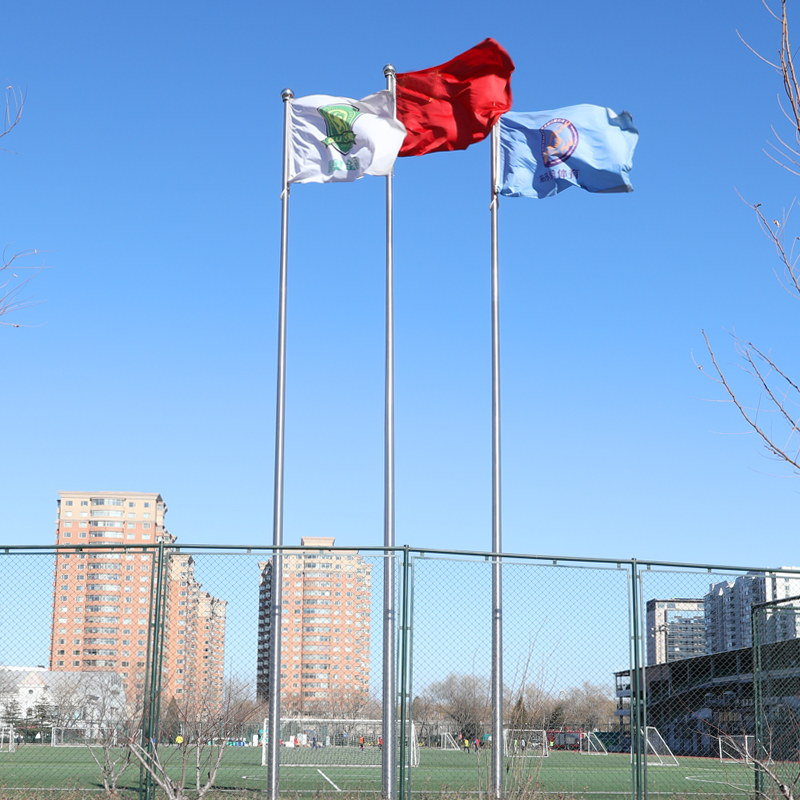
[
  {"xmin": 0, "ymin": 543, "xmax": 798, "ymax": 799},
  {"xmin": 752, "ymin": 592, "xmax": 800, "ymax": 799}
]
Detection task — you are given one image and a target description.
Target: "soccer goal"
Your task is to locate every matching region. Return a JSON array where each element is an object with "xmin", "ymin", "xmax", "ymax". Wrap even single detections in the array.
[
  {"xmin": 633, "ymin": 726, "xmax": 678, "ymax": 766},
  {"xmin": 0, "ymin": 724, "xmax": 16, "ymax": 753},
  {"xmin": 580, "ymin": 731, "xmax": 608, "ymax": 755},
  {"xmin": 52, "ymin": 727, "xmax": 88, "ymax": 747},
  {"xmin": 263, "ymin": 718, "xmax": 419, "ymax": 768},
  {"xmin": 440, "ymin": 732, "xmax": 460, "ymax": 750},
  {"xmin": 719, "ymin": 735, "xmax": 755, "ymax": 763},
  {"xmin": 503, "ymin": 729, "xmax": 549, "ymax": 758},
  {"xmin": 51, "ymin": 727, "xmax": 115, "ymax": 747}
]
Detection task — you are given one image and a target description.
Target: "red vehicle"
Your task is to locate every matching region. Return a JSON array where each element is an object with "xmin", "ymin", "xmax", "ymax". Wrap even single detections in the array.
[{"xmin": 546, "ymin": 728, "xmax": 584, "ymax": 751}]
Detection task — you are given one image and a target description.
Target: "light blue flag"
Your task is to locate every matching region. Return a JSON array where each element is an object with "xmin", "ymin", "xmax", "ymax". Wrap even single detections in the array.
[{"xmin": 499, "ymin": 105, "xmax": 638, "ymax": 199}]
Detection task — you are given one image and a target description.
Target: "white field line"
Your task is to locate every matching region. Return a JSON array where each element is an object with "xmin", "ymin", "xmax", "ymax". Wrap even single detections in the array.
[{"xmin": 317, "ymin": 768, "xmax": 341, "ymax": 791}]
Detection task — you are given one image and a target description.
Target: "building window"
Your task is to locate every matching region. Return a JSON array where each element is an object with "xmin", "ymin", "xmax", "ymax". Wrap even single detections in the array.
[
  {"xmin": 80, "ymin": 501, "xmax": 88, "ymax": 506},
  {"xmin": 144, "ymin": 502, "xmax": 151, "ymax": 508},
  {"xmin": 65, "ymin": 501, "xmax": 73, "ymax": 506}
]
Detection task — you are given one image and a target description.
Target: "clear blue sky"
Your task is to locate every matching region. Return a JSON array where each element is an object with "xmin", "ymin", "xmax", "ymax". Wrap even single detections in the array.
[{"xmin": 2, "ymin": 0, "xmax": 798, "ymax": 569}]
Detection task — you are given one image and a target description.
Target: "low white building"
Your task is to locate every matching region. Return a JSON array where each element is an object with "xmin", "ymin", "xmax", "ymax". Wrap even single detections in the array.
[{"xmin": 0, "ymin": 667, "xmax": 126, "ymax": 738}]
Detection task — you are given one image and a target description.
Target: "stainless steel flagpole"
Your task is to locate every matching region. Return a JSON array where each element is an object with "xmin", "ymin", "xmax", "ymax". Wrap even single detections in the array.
[
  {"xmin": 490, "ymin": 122, "xmax": 504, "ymax": 800},
  {"xmin": 267, "ymin": 86, "xmax": 293, "ymax": 800},
  {"xmin": 382, "ymin": 63, "xmax": 397, "ymax": 800}
]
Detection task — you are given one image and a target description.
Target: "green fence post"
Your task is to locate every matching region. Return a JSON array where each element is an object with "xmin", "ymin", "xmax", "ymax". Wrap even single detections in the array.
[
  {"xmin": 752, "ymin": 602, "xmax": 763, "ymax": 799},
  {"xmin": 630, "ymin": 560, "xmax": 643, "ymax": 800},
  {"xmin": 152, "ymin": 548, "xmax": 168, "ymax": 777},
  {"xmin": 397, "ymin": 546, "xmax": 411, "ymax": 800},
  {"xmin": 140, "ymin": 542, "xmax": 166, "ymax": 800},
  {"xmin": 638, "ymin": 566, "xmax": 649, "ymax": 800}
]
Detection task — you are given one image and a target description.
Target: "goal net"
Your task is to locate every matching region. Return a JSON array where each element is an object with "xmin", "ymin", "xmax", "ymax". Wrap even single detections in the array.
[
  {"xmin": 51, "ymin": 727, "xmax": 117, "ymax": 747},
  {"xmin": 634, "ymin": 726, "xmax": 678, "ymax": 766},
  {"xmin": 580, "ymin": 731, "xmax": 608, "ymax": 755},
  {"xmin": 264, "ymin": 718, "xmax": 419, "ymax": 768},
  {"xmin": 719, "ymin": 735, "xmax": 755, "ymax": 763},
  {"xmin": 0, "ymin": 724, "xmax": 15, "ymax": 753},
  {"xmin": 440, "ymin": 732, "xmax": 460, "ymax": 750},
  {"xmin": 503, "ymin": 729, "xmax": 549, "ymax": 758}
]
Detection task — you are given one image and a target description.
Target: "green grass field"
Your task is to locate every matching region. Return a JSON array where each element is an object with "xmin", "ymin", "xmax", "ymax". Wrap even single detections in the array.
[{"xmin": 0, "ymin": 745, "xmax": 760, "ymax": 797}]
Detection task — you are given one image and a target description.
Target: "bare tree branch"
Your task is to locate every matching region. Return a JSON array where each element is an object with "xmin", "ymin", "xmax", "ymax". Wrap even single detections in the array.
[
  {"xmin": 0, "ymin": 86, "xmax": 24, "ymax": 150},
  {"xmin": 702, "ymin": 0, "xmax": 800, "ymax": 475},
  {"xmin": 1, "ymin": 85, "xmax": 48, "ymax": 326}
]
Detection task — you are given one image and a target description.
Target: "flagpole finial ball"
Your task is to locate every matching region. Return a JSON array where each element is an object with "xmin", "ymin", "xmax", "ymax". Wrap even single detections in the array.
[
  {"xmin": 383, "ymin": 64, "xmax": 396, "ymax": 77},
  {"xmin": 281, "ymin": 88, "xmax": 294, "ymax": 101}
]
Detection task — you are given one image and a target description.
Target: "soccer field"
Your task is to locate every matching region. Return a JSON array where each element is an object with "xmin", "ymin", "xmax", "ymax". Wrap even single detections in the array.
[{"xmin": 0, "ymin": 746, "xmax": 758, "ymax": 797}]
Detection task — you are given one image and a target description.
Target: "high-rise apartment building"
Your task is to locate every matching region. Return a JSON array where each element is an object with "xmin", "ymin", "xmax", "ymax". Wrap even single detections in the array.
[
  {"xmin": 49, "ymin": 491, "xmax": 226, "ymax": 710},
  {"xmin": 161, "ymin": 553, "xmax": 227, "ymax": 707},
  {"xmin": 257, "ymin": 537, "xmax": 372, "ymax": 715},
  {"xmin": 645, "ymin": 599, "xmax": 706, "ymax": 665},
  {"xmin": 705, "ymin": 569, "xmax": 800, "ymax": 654}
]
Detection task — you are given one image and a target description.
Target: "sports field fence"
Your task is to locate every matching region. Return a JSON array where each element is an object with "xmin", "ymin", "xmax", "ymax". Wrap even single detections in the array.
[{"xmin": 0, "ymin": 543, "xmax": 798, "ymax": 799}]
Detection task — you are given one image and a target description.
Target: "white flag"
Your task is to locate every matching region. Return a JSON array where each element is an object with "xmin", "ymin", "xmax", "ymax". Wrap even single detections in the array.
[{"xmin": 288, "ymin": 90, "xmax": 406, "ymax": 184}]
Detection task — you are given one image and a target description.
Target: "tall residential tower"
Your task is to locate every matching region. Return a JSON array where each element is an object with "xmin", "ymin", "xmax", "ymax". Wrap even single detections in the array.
[
  {"xmin": 257, "ymin": 537, "xmax": 372, "ymax": 715},
  {"xmin": 50, "ymin": 491, "xmax": 226, "ymax": 709}
]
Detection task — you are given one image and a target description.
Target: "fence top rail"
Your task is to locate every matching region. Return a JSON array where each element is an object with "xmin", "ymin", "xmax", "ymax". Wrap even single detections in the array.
[
  {"xmin": 753, "ymin": 593, "xmax": 800, "ymax": 611},
  {"xmin": 2, "ymin": 542, "xmax": 799, "ymax": 577}
]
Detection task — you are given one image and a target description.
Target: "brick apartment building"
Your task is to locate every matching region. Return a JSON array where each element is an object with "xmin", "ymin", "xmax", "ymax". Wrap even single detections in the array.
[
  {"xmin": 160, "ymin": 553, "xmax": 226, "ymax": 707},
  {"xmin": 257, "ymin": 537, "xmax": 372, "ymax": 715},
  {"xmin": 49, "ymin": 491, "xmax": 226, "ymax": 712}
]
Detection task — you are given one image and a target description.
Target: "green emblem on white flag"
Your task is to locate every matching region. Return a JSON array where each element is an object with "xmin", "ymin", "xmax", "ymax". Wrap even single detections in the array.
[
  {"xmin": 318, "ymin": 104, "xmax": 361, "ymax": 154},
  {"xmin": 288, "ymin": 91, "xmax": 407, "ymax": 184}
]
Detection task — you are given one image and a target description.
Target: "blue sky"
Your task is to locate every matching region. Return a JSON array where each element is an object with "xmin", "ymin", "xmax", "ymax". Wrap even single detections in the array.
[{"xmin": 2, "ymin": 0, "xmax": 798, "ymax": 569}]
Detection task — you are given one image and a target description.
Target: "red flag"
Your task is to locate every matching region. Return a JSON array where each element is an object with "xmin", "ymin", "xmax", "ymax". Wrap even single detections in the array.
[{"xmin": 395, "ymin": 39, "xmax": 514, "ymax": 157}]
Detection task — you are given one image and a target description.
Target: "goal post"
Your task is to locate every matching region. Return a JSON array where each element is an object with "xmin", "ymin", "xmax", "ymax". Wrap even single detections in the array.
[
  {"xmin": 0, "ymin": 724, "xmax": 15, "ymax": 753},
  {"xmin": 440, "ymin": 732, "xmax": 459, "ymax": 750},
  {"xmin": 580, "ymin": 731, "xmax": 608, "ymax": 755},
  {"xmin": 52, "ymin": 727, "xmax": 88, "ymax": 747},
  {"xmin": 719, "ymin": 735, "xmax": 755, "ymax": 763},
  {"xmin": 503, "ymin": 729, "xmax": 549, "ymax": 758},
  {"xmin": 263, "ymin": 718, "xmax": 419, "ymax": 768},
  {"xmin": 51, "ymin": 727, "xmax": 117, "ymax": 747},
  {"xmin": 634, "ymin": 726, "xmax": 678, "ymax": 766}
]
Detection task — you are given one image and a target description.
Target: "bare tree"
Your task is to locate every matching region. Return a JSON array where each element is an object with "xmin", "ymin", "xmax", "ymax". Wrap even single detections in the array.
[
  {"xmin": 562, "ymin": 682, "xmax": 616, "ymax": 732},
  {"xmin": 717, "ymin": 719, "xmax": 800, "ymax": 800},
  {"xmin": 423, "ymin": 673, "xmax": 490, "ymax": 741},
  {"xmin": 129, "ymin": 678, "xmax": 258, "ymax": 800},
  {"xmin": 698, "ymin": 0, "xmax": 800, "ymax": 472},
  {"xmin": 47, "ymin": 673, "xmax": 92, "ymax": 729},
  {"xmin": 80, "ymin": 674, "xmax": 134, "ymax": 797}
]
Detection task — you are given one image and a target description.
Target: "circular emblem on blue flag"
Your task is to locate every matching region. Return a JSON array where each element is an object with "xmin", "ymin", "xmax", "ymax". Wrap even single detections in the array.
[{"xmin": 540, "ymin": 118, "xmax": 579, "ymax": 167}]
